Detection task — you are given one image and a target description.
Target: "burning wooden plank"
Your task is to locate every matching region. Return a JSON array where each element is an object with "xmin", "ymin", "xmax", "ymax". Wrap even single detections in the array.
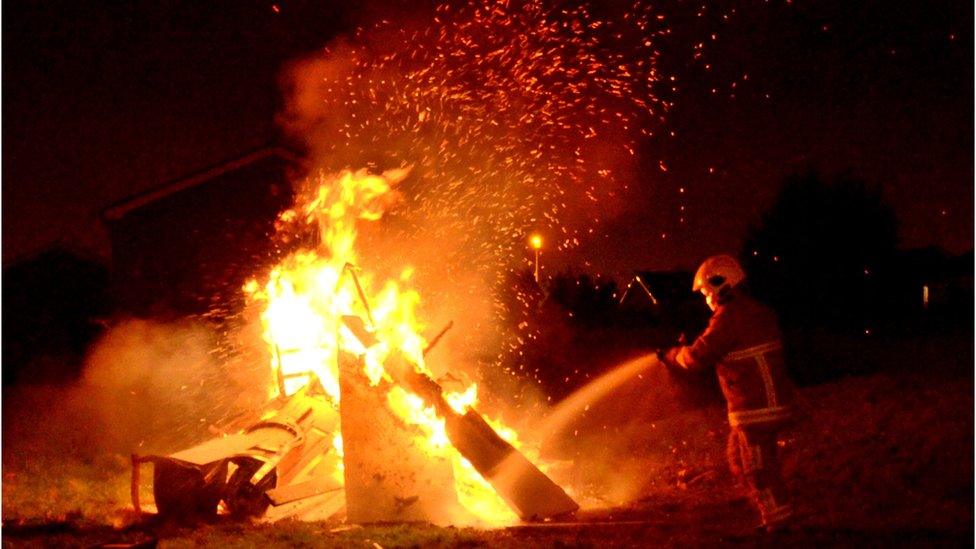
[
  {"xmin": 446, "ymin": 409, "xmax": 580, "ymax": 520},
  {"xmin": 385, "ymin": 354, "xmax": 579, "ymax": 521},
  {"xmin": 341, "ymin": 314, "xmax": 579, "ymax": 521}
]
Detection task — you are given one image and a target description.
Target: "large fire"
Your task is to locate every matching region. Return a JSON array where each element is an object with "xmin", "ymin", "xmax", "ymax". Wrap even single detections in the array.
[
  {"xmin": 243, "ymin": 167, "xmax": 537, "ymax": 523},
  {"xmin": 126, "ymin": 0, "xmax": 669, "ymax": 526}
]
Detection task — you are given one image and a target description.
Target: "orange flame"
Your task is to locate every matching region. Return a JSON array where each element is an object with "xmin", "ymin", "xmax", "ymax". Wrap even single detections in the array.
[{"xmin": 245, "ymin": 167, "xmax": 520, "ymax": 522}]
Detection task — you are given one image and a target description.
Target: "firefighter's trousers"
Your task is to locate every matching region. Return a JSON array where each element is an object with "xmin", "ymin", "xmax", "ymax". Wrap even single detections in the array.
[{"xmin": 727, "ymin": 424, "xmax": 792, "ymax": 527}]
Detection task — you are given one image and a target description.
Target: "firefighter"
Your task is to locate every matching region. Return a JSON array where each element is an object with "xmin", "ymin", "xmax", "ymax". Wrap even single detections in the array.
[{"xmin": 658, "ymin": 254, "xmax": 795, "ymax": 533}]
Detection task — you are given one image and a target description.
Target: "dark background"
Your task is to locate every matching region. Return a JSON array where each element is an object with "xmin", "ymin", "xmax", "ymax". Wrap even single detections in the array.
[
  {"xmin": 2, "ymin": 1, "xmax": 973, "ymax": 386},
  {"xmin": 3, "ymin": 0, "xmax": 972, "ymax": 269}
]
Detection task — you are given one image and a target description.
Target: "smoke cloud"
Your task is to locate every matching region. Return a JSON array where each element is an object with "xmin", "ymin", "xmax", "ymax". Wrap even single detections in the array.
[
  {"xmin": 276, "ymin": 0, "xmax": 664, "ymax": 393},
  {"xmin": 3, "ymin": 319, "xmax": 269, "ymax": 466}
]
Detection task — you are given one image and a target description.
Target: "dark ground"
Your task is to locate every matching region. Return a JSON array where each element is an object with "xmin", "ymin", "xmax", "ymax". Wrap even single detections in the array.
[{"xmin": 2, "ymin": 334, "xmax": 972, "ymax": 547}]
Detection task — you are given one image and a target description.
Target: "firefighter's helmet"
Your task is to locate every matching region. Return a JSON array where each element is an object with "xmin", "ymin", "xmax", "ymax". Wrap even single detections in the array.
[{"xmin": 693, "ymin": 255, "xmax": 745, "ymax": 311}]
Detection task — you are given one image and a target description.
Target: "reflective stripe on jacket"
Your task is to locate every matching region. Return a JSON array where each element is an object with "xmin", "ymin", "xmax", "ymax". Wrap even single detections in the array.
[{"xmin": 675, "ymin": 289, "xmax": 794, "ymax": 426}]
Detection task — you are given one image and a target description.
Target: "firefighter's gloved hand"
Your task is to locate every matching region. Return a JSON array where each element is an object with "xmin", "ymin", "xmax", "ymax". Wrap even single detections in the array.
[{"xmin": 656, "ymin": 346, "xmax": 683, "ymax": 372}]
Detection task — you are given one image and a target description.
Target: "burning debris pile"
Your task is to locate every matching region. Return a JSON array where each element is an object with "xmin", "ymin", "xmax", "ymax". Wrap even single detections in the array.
[
  {"xmin": 276, "ymin": 0, "xmax": 666, "ymax": 395},
  {"xmin": 128, "ymin": 0, "xmax": 671, "ymax": 526},
  {"xmin": 131, "ymin": 169, "xmax": 578, "ymax": 525}
]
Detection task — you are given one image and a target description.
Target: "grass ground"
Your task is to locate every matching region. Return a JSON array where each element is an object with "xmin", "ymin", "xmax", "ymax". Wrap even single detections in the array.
[{"xmin": 3, "ymin": 336, "xmax": 972, "ymax": 547}]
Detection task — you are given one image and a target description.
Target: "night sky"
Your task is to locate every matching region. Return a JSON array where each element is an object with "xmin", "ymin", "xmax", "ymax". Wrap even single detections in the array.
[{"xmin": 3, "ymin": 0, "xmax": 972, "ymax": 273}]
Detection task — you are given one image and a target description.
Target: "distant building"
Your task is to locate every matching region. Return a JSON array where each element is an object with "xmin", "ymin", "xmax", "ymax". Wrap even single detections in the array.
[
  {"xmin": 2, "ymin": 244, "xmax": 109, "ymax": 384},
  {"xmin": 101, "ymin": 146, "xmax": 304, "ymax": 316}
]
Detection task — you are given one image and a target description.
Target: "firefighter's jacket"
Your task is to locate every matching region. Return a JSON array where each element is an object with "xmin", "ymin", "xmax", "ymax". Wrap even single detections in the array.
[{"xmin": 675, "ymin": 291, "xmax": 794, "ymax": 428}]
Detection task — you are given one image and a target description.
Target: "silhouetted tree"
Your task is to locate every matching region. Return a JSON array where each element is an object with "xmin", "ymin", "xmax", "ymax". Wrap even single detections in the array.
[
  {"xmin": 547, "ymin": 272, "xmax": 618, "ymax": 325},
  {"xmin": 741, "ymin": 171, "xmax": 899, "ymax": 331}
]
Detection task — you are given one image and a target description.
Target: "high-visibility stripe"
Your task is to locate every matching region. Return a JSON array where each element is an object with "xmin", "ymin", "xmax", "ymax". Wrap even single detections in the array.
[
  {"xmin": 732, "ymin": 413, "xmax": 792, "ymax": 427},
  {"xmin": 756, "ymin": 490, "xmax": 793, "ymax": 522},
  {"xmin": 730, "ymin": 405, "xmax": 793, "ymax": 418},
  {"xmin": 757, "ymin": 354, "xmax": 778, "ymax": 407},
  {"xmin": 725, "ymin": 341, "xmax": 782, "ymax": 362},
  {"xmin": 725, "ymin": 340, "xmax": 782, "ymax": 408},
  {"xmin": 757, "ymin": 488, "xmax": 778, "ymax": 509},
  {"xmin": 750, "ymin": 444, "xmax": 764, "ymax": 471},
  {"xmin": 728, "ymin": 405, "xmax": 793, "ymax": 427},
  {"xmin": 764, "ymin": 504, "xmax": 793, "ymax": 524}
]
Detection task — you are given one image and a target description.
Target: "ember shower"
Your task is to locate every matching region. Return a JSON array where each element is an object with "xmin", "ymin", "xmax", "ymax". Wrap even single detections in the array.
[
  {"xmin": 201, "ymin": 0, "xmax": 669, "ymax": 522},
  {"xmin": 278, "ymin": 0, "xmax": 664, "ymax": 357}
]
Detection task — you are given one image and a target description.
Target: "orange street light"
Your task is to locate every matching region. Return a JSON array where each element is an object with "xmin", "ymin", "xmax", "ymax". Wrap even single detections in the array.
[{"xmin": 529, "ymin": 234, "xmax": 543, "ymax": 283}]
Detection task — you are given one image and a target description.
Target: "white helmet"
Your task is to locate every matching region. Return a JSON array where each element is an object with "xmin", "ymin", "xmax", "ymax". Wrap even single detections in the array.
[{"xmin": 693, "ymin": 255, "xmax": 745, "ymax": 311}]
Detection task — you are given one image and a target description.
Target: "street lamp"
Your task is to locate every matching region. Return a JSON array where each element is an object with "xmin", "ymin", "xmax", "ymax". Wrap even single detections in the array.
[{"xmin": 529, "ymin": 234, "xmax": 543, "ymax": 283}]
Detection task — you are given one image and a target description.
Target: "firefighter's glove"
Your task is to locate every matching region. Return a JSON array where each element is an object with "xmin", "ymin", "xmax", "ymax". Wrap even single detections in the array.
[{"xmin": 657, "ymin": 346, "xmax": 683, "ymax": 373}]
